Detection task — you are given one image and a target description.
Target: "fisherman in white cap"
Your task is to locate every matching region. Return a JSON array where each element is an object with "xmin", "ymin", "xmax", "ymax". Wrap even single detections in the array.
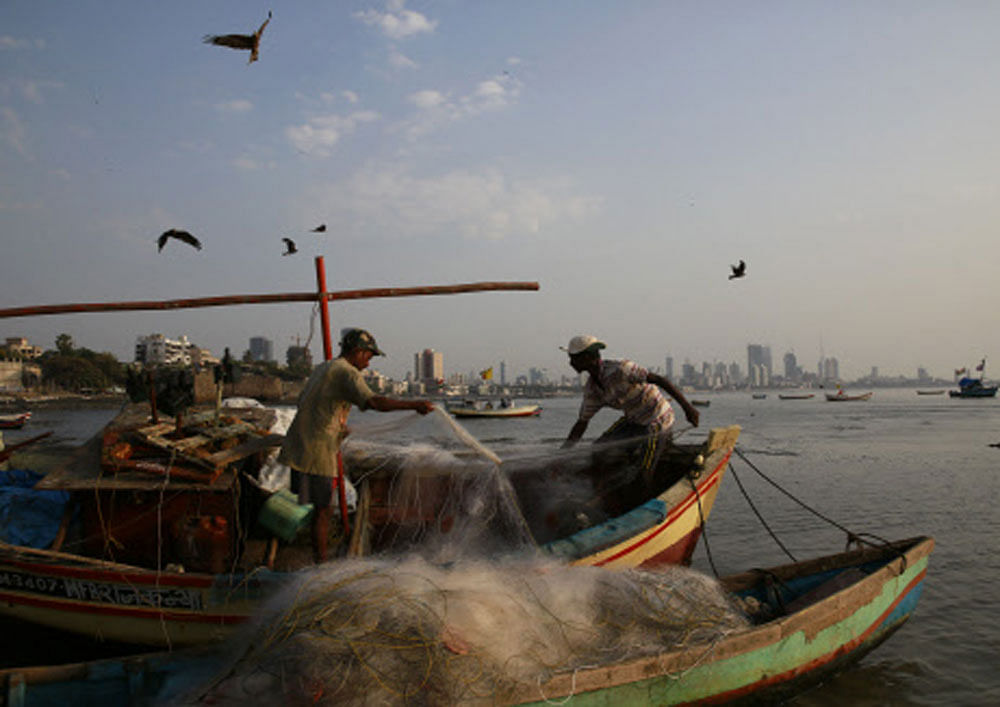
[
  {"xmin": 561, "ymin": 335, "xmax": 699, "ymax": 488},
  {"xmin": 279, "ymin": 328, "xmax": 435, "ymax": 563}
]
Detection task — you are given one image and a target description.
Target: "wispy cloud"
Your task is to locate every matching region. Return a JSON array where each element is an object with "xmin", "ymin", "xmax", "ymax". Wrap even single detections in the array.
[
  {"xmin": 302, "ymin": 165, "xmax": 602, "ymax": 241},
  {"xmin": 353, "ymin": 1, "xmax": 438, "ymax": 40},
  {"xmin": 215, "ymin": 99, "xmax": 253, "ymax": 113},
  {"xmin": 286, "ymin": 110, "xmax": 380, "ymax": 156},
  {"xmin": 402, "ymin": 74, "xmax": 523, "ymax": 138},
  {"xmin": 1, "ymin": 106, "xmax": 30, "ymax": 158},
  {"xmin": 233, "ymin": 156, "xmax": 260, "ymax": 171},
  {"xmin": 0, "ymin": 36, "xmax": 45, "ymax": 51},
  {"xmin": 388, "ymin": 48, "xmax": 418, "ymax": 70}
]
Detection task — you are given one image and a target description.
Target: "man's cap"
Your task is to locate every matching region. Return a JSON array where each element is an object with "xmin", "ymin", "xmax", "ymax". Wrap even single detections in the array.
[
  {"xmin": 340, "ymin": 328, "xmax": 385, "ymax": 356},
  {"xmin": 560, "ymin": 335, "xmax": 606, "ymax": 356}
]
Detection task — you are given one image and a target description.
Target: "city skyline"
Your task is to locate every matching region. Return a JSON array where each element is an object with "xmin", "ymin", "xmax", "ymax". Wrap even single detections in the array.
[
  {"xmin": 2, "ymin": 329, "xmax": 967, "ymax": 387},
  {"xmin": 4, "ymin": 3, "xmax": 1000, "ymax": 383}
]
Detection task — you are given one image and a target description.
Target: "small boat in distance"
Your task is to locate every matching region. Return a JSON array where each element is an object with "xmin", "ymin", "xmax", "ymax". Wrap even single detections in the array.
[
  {"xmin": 916, "ymin": 389, "xmax": 946, "ymax": 396},
  {"xmin": 949, "ymin": 379, "xmax": 998, "ymax": 398},
  {"xmin": 825, "ymin": 391, "xmax": 873, "ymax": 402},
  {"xmin": 0, "ymin": 411, "xmax": 31, "ymax": 429},
  {"xmin": 949, "ymin": 359, "xmax": 997, "ymax": 398},
  {"xmin": 446, "ymin": 398, "xmax": 541, "ymax": 418},
  {"xmin": 778, "ymin": 393, "xmax": 815, "ymax": 400},
  {"xmin": 751, "ymin": 393, "xmax": 767, "ymax": 400},
  {"xmin": 691, "ymin": 399, "xmax": 710, "ymax": 407}
]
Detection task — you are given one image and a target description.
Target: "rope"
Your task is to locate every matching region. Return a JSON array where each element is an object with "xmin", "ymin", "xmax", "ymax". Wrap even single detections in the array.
[
  {"xmin": 690, "ymin": 475, "xmax": 719, "ymax": 578},
  {"xmin": 732, "ymin": 446, "xmax": 885, "ymax": 551},
  {"xmin": 727, "ymin": 463, "xmax": 797, "ymax": 563}
]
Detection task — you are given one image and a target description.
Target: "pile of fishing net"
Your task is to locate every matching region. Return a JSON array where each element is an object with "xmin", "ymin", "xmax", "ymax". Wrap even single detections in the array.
[{"xmin": 190, "ymin": 556, "xmax": 749, "ymax": 705}]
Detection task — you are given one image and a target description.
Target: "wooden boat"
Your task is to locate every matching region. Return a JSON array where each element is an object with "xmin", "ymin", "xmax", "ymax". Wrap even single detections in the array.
[
  {"xmin": 751, "ymin": 393, "xmax": 767, "ymax": 399},
  {"xmin": 916, "ymin": 389, "xmax": 946, "ymax": 395},
  {"xmin": 511, "ymin": 536, "xmax": 934, "ymax": 705},
  {"xmin": 0, "ymin": 411, "xmax": 31, "ymax": 430},
  {"xmin": 948, "ymin": 378, "xmax": 998, "ymax": 398},
  {"xmin": 691, "ymin": 399, "xmax": 710, "ymax": 407},
  {"xmin": 446, "ymin": 399, "xmax": 542, "ymax": 418},
  {"xmin": 0, "ymin": 400, "xmax": 741, "ymax": 646},
  {"xmin": 778, "ymin": 392, "xmax": 815, "ymax": 400},
  {"xmin": 825, "ymin": 391, "xmax": 873, "ymax": 402},
  {"xmin": 0, "ymin": 536, "xmax": 934, "ymax": 705}
]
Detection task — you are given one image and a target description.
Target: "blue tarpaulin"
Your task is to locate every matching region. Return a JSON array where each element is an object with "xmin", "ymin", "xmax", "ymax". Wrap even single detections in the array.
[{"xmin": 0, "ymin": 468, "xmax": 70, "ymax": 549}]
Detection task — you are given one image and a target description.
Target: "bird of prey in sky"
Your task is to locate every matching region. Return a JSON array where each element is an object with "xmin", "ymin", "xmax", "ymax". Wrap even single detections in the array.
[
  {"xmin": 728, "ymin": 259, "xmax": 746, "ymax": 280},
  {"xmin": 281, "ymin": 237, "xmax": 297, "ymax": 256},
  {"xmin": 157, "ymin": 229, "xmax": 202, "ymax": 252},
  {"xmin": 203, "ymin": 11, "xmax": 272, "ymax": 64},
  {"xmin": 310, "ymin": 224, "xmax": 326, "ymax": 232}
]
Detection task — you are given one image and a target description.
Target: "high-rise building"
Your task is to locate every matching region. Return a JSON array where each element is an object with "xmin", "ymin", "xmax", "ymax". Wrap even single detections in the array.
[
  {"xmin": 418, "ymin": 348, "xmax": 444, "ymax": 383},
  {"xmin": 664, "ymin": 356, "xmax": 674, "ymax": 381},
  {"xmin": 747, "ymin": 344, "xmax": 772, "ymax": 387},
  {"xmin": 249, "ymin": 336, "xmax": 274, "ymax": 363},
  {"xmin": 500, "ymin": 360, "xmax": 507, "ymax": 386},
  {"xmin": 783, "ymin": 351, "xmax": 802, "ymax": 383}
]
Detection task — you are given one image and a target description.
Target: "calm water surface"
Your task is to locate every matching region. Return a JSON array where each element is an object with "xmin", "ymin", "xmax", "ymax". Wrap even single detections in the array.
[{"xmin": 3, "ymin": 390, "xmax": 997, "ymax": 705}]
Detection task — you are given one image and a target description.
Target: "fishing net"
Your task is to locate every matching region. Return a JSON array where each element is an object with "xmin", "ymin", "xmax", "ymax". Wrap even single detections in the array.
[
  {"xmin": 339, "ymin": 408, "xmax": 537, "ymax": 562},
  {"xmin": 185, "ymin": 556, "xmax": 749, "ymax": 705}
]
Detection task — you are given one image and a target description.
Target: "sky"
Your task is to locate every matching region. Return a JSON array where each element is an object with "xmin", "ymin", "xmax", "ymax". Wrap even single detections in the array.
[{"xmin": 3, "ymin": 1, "xmax": 1000, "ymax": 383}]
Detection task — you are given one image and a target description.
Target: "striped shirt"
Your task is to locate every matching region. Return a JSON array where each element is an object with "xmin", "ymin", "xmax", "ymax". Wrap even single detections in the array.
[{"xmin": 579, "ymin": 359, "xmax": 675, "ymax": 433}]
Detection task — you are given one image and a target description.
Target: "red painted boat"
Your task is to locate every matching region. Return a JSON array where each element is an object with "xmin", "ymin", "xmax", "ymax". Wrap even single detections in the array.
[{"xmin": 0, "ymin": 411, "xmax": 31, "ymax": 429}]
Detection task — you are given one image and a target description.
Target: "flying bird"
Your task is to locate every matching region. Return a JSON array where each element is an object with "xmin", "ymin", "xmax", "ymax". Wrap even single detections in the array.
[
  {"xmin": 310, "ymin": 224, "xmax": 326, "ymax": 232},
  {"xmin": 203, "ymin": 11, "xmax": 271, "ymax": 64},
  {"xmin": 157, "ymin": 229, "xmax": 202, "ymax": 252},
  {"xmin": 281, "ymin": 237, "xmax": 297, "ymax": 256},
  {"xmin": 728, "ymin": 259, "xmax": 746, "ymax": 280}
]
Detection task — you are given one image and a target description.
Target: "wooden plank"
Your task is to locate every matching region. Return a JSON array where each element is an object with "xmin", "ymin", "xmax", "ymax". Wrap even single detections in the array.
[{"xmin": 206, "ymin": 433, "xmax": 284, "ymax": 467}]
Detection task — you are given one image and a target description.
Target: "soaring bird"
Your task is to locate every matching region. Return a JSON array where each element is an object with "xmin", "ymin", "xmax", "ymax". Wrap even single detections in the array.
[
  {"xmin": 281, "ymin": 237, "xmax": 297, "ymax": 256},
  {"xmin": 310, "ymin": 224, "xmax": 326, "ymax": 233},
  {"xmin": 157, "ymin": 229, "xmax": 202, "ymax": 252},
  {"xmin": 203, "ymin": 11, "xmax": 271, "ymax": 64},
  {"xmin": 728, "ymin": 259, "xmax": 746, "ymax": 280}
]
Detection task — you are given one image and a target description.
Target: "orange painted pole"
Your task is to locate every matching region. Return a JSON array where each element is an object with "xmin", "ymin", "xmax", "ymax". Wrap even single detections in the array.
[
  {"xmin": 314, "ymin": 256, "xmax": 349, "ymax": 536},
  {"xmin": 314, "ymin": 256, "xmax": 334, "ymax": 362}
]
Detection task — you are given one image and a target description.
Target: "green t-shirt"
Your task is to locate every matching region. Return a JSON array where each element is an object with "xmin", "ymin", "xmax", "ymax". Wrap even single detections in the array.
[{"xmin": 277, "ymin": 357, "xmax": 375, "ymax": 478}]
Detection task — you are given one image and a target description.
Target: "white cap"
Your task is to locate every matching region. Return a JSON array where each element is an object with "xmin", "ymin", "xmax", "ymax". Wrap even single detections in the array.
[{"xmin": 560, "ymin": 335, "xmax": 606, "ymax": 356}]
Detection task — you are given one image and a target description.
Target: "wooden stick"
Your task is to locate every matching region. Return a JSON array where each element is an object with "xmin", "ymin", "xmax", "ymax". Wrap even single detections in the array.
[{"xmin": 0, "ymin": 282, "xmax": 540, "ymax": 319}]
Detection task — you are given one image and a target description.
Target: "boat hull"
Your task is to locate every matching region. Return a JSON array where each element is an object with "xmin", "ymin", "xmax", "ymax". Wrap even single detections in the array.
[
  {"xmin": 514, "ymin": 537, "xmax": 934, "ymax": 705},
  {"xmin": 449, "ymin": 405, "xmax": 541, "ymax": 418},
  {"xmin": 0, "ymin": 412, "xmax": 31, "ymax": 430},
  {"xmin": 0, "ymin": 544, "xmax": 278, "ymax": 647},
  {"xmin": 0, "ymin": 537, "xmax": 933, "ymax": 706},
  {"xmin": 948, "ymin": 388, "xmax": 998, "ymax": 398},
  {"xmin": 825, "ymin": 392, "xmax": 873, "ymax": 401}
]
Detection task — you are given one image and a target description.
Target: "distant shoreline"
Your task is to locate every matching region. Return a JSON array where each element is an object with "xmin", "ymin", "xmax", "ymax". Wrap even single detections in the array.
[{"xmin": 0, "ymin": 393, "xmax": 127, "ymax": 410}]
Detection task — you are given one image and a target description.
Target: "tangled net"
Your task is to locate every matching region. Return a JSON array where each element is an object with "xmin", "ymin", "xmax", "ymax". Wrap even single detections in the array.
[{"xmin": 188, "ymin": 557, "xmax": 748, "ymax": 705}]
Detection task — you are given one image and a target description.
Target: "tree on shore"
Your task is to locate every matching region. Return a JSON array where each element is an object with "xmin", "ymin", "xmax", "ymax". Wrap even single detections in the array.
[{"xmin": 39, "ymin": 333, "xmax": 126, "ymax": 392}]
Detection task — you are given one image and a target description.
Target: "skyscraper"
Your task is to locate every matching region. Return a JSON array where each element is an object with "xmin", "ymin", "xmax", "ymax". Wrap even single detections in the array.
[
  {"xmin": 747, "ymin": 344, "xmax": 772, "ymax": 386},
  {"xmin": 249, "ymin": 336, "xmax": 274, "ymax": 363},
  {"xmin": 418, "ymin": 348, "xmax": 444, "ymax": 383}
]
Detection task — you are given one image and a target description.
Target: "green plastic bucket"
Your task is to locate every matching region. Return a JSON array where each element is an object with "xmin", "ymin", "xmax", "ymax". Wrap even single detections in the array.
[{"xmin": 258, "ymin": 488, "xmax": 314, "ymax": 543}]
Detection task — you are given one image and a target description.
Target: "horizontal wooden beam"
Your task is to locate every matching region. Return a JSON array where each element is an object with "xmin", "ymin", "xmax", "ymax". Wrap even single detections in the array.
[{"xmin": 0, "ymin": 281, "xmax": 540, "ymax": 319}]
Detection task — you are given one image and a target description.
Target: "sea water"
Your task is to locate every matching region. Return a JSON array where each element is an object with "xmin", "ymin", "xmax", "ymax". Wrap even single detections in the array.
[{"xmin": 2, "ymin": 391, "xmax": 998, "ymax": 705}]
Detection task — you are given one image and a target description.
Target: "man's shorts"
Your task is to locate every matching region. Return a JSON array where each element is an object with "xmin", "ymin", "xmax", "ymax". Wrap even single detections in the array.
[{"xmin": 290, "ymin": 469, "xmax": 334, "ymax": 509}]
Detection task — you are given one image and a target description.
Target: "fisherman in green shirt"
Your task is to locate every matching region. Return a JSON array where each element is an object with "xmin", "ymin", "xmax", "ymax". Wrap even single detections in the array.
[{"xmin": 278, "ymin": 328, "xmax": 434, "ymax": 562}]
